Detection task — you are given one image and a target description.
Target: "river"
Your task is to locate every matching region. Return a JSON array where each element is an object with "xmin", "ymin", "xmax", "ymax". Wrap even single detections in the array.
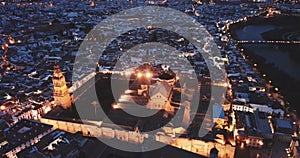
[
  {"xmin": 234, "ymin": 24, "xmax": 300, "ymax": 80},
  {"xmin": 230, "ymin": 15, "xmax": 300, "ymax": 114}
]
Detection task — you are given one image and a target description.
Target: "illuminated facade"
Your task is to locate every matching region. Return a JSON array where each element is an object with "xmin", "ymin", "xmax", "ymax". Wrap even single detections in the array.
[
  {"xmin": 147, "ymin": 81, "xmax": 174, "ymax": 114},
  {"xmin": 52, "ymin": 65, "xmax": 72, "ymax": 109}
]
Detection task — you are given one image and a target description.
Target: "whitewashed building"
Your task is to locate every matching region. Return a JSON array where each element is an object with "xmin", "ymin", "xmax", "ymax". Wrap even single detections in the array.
[{"xmin": 147, "ymin": 81, "xmax": 174, "ymax": 113}]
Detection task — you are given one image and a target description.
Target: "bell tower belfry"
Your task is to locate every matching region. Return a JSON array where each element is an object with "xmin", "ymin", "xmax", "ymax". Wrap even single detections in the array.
[{"xmin": 52, "ymin": 64, "xmax": 72, "ymax": 109}]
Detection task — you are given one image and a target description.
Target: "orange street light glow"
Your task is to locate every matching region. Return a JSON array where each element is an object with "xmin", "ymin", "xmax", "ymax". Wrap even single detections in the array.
[
  {"xmin": 246, "ymin": 139, "xmax": 250, "ymax": 144},
  {"xmin": 145, "ymin": 72, "xmax": 152, "ymax": 78},
  {"xmin": 137, "ymin": 72, "xmax": 143, "ymax": 78},
  {"xmin": 0, "ymin": 105, "xmax": 6, "ymax": 110},
  {"xmin": 112, "ymin": 103, "xmax": 120, "ymax": 109}
]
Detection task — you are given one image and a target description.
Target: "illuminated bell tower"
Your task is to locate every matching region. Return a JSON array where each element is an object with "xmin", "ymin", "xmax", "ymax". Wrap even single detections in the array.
[{"xmin": 52, "ymin": 64, "xmax": 72, "ymax": 109}]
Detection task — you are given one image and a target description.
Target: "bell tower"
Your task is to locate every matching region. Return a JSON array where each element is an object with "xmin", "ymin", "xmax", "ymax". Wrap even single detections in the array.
[{"xmin": 52, "ymin": 64, "xmax": 72, "ymax": 109}]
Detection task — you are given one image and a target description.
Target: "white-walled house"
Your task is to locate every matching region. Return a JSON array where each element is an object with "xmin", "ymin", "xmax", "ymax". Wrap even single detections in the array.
[
  {"xmin": 147, "ymin": 81, "xmax": 174, "ymax": 113},
  {"xmin": 250, "ymin": 104, "xmax": 284, "ymax": 118}
]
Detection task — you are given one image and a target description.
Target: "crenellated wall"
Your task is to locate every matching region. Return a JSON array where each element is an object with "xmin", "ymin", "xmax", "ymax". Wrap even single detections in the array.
[
  {"xmin": 39, "ymin": 117, "xmax": 235, "ymax": 158},
  {"xmin": 39, "ymin": 118, "xmax": 147, "ymax": 144},
  {"xmin": 171, "ymin": 138, "xmax": 235, "ymax": 158}
]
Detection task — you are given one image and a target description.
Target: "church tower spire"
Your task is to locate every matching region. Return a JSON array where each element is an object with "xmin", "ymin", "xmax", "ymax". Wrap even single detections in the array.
[{"xmin": 52, "ymin": 64, "xmax": 72, "ymax": 109}]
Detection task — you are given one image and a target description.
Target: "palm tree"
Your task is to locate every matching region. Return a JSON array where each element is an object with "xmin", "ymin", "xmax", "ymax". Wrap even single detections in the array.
[{"xmin": 91, "ymin": 101, "xmax": 99, "ymax": 115}]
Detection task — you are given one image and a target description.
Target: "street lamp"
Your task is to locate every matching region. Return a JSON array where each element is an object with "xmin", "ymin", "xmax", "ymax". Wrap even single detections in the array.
[
  {"xmin": 144, "ymin": 71, "xmax": 152, "ymax": 99},
  {"xmin": 136, "ymin": 70, "xmax": 152, "ymax": 99}
]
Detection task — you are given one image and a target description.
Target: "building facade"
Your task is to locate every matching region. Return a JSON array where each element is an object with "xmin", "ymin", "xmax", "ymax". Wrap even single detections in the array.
[{"xmin": 52, "ymin": 65, "xmax": 72, "ymax": 109}]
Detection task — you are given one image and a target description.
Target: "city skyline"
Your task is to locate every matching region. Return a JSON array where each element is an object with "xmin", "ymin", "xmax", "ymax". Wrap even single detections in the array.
[{"xmin": 0, "ymin": 0, "xmax": 300, "ymax": 158}]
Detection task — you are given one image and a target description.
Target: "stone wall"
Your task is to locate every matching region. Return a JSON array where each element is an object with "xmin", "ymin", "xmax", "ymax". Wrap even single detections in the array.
[
  {"xmin": 40, "ymin": 118, "xmax": 235, "ymax": 158},
  {"xmin": 171, "ymin": 138, "xmax": 235, "ymax": 158},
  {"xmin": 39, "ymin": 118, "xmax": 147, "ymax": 144}
]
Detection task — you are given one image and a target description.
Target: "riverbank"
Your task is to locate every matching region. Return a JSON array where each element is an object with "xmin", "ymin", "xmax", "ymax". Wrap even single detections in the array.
[
  {"xmin": 230, "ymin": 15, "xmax": 300, "ymax": 63},
  {"xmin": 229, "ymin": 14, "xmax": 300, "ymax": 116},
  {"xmin": 239, "ymin": 44, "xmax": 300, "ymax": 115}
]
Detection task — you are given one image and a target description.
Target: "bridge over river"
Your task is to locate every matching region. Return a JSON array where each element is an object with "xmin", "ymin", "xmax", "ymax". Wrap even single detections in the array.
[{"xmin": 233, "ymin": 40, "xmax": 300, "ymax": 44}]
